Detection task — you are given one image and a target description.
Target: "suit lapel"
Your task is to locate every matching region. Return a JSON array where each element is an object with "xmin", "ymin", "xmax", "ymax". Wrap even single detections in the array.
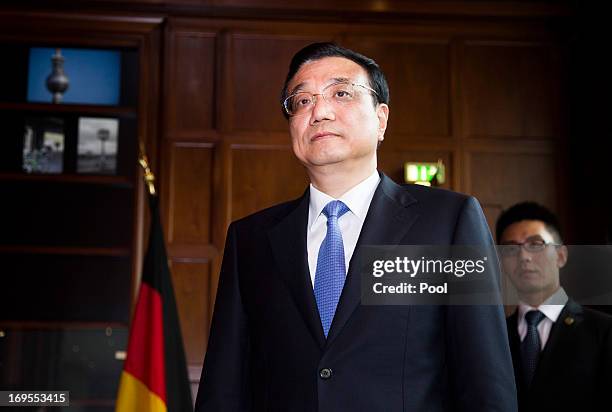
[
  {"xmin": 325, "ymin": 174, "xmax": 418, "ymax": 346},
  {"xmin": 267, "ymin": 190, "xmax": 326, "ymax": 348}
]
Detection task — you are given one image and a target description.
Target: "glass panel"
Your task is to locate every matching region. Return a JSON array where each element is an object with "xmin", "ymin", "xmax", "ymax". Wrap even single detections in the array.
[
  {"xmin": 0, "ymin": 254, "xmax": 132, "ymax": 323},
  {"xmin": 0, "ymin": 181, "xmax": 134, "ymax": 248},
  {"xmin": 0, "ymin": 326, "xmax": 128, "ymax": 410}
]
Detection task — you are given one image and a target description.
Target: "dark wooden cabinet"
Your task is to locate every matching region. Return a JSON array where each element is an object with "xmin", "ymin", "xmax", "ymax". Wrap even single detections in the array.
[{"xmin": 0, "ymin": 11, "xmax": 162, "ymax": 409}]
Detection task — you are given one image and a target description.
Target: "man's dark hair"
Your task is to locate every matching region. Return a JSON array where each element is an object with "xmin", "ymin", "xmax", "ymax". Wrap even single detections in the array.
[
  {"xmin": 280, "ymin": 42, "xmax": 389, "ymax": 119},
  {"xmin": 496, "ymin": 201, "xmax": 563, "ymax": 243}
]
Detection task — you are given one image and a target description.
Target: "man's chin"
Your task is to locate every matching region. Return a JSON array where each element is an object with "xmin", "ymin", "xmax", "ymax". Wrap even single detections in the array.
[
  {"xmin": 511, "ymin": 275, "xmax": 546, "ymax": 295},
  {"xmin": 305, "ymin": 154, "xmax": 347, "ymax": 167},
  {"xmin": 517, "ymin": 270, "xmax": 541, "ymax": 282}
]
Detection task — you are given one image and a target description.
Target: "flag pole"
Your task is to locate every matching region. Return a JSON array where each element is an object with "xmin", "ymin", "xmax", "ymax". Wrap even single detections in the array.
[
  {"xmin": 115, "ymin": 144, "xmax": 193, "ymax": 412},
  {"xmin": 138, "ymin": 144, "xmax": 156, "ymax": 196}
]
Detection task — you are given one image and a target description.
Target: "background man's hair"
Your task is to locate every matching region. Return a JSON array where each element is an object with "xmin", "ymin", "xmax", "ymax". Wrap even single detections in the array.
[
  {"xmin": 496, "ymin": 201, "xmax": 563, "ymax": 243},
  {"xmin": 280, "ymin": 42, "xmax": 389, "ymax": 119}
]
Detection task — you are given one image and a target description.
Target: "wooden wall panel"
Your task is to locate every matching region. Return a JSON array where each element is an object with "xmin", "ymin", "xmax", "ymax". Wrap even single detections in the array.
[
  {"xmin": 461, "ymin": 41, "xmax": 561, "ymax": 139},
  {"xmin": 170, "ymin": 261, "xmax": 211, "ymax": 364},
  {"xmin": 166, "ymin": 143, "xmax": 214, "ymax": 245},
  {"xmin": 345, "ymin": 38, "xmax": 451, "ymax": 138},
  {"xmin": 166, "ymin": 31, "xmax": 217, "ymax": 136},
  {"xmin": 230, "ymin": 145, "xmax": 308, "ymax": 220},
  {"xmin": 467, "ymin": 150, "xmax": 557, "ymax": 237},
  {"xmin": 231, "ymin": 35, "xmax": 328, "ymax": 132}
]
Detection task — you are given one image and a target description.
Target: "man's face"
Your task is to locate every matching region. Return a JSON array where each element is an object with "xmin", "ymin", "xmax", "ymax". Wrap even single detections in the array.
[
  {"xmin": 500, "ymin": 220, "xmax": 567, "ymax": 303},
  {"xmin": 286, "ymin": 57, "xmax": 389, "ymax": 171}
]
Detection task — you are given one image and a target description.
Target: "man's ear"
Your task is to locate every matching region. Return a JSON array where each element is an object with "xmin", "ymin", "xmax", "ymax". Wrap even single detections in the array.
[
  {"xmin": 376, "ymin": 103, "xmax": 389, "ymax": 142},
  {"xmin": 557, "ymin": 245, "xmax": 568, "ymax": 269}
]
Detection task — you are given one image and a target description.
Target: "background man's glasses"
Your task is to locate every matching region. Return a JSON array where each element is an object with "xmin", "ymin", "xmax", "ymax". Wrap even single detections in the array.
[
  {"xmin": 499, "ymin": 239, "xmax": 557, "ymax": 257},
  {"xmin": 283, "ymin": 81, "xmax": 378, "ymax": 116}
]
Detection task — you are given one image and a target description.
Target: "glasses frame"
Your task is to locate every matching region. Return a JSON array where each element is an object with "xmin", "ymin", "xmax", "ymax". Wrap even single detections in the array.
[
  {"xmin": 498, "ymin": 239, "xmax": 559, "ymax": 257},
  {"xmin": 282, "ymin": 81, "xmax": 379, "ymax": 117}
]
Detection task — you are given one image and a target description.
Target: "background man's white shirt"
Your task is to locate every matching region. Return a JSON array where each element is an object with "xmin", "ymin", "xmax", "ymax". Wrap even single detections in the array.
[{"xmin": 517, "ymin": 287, "xmax": 569, "ymax": 350}]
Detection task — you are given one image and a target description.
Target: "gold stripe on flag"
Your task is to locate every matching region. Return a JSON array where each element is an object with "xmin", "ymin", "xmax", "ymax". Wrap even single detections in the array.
[{"xmin": 116, "ymin": 370, "xmax": 168, "ymax": 412}]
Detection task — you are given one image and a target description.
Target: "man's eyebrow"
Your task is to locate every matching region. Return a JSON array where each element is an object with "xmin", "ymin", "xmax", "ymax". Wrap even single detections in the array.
[
  {"xmin": 289, "ymin": 77, "xmax": 352, "ymax": 95},
  {"xmin": 500, "ymin": 235, "xmax": 546, "ymax": 244},
  {"xmin": 289, "ymin": 82, "xmax": 306, "ymax": 95},
  {"xmin": 330, "ymin": 77, "xmax": 350, "ymax": 84}
]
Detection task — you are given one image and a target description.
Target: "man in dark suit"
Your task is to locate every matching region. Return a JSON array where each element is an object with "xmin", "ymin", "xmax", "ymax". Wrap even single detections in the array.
[
  {"xmin": 497, "ymin": 202, "xmax": 612, "ymax": 412},
  {"xmin": 195, "ymin": 42, "xmax": 517, "ymax": 411}
]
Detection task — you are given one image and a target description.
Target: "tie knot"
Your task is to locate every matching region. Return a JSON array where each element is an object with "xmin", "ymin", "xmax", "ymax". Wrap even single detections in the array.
[
  {"xmin": 525, "ymin": 310, "xmax": 546, "ymax": 326},
  {"xmin": 322, "ymin": 200, "xmax": 350, "ymax": 220}
]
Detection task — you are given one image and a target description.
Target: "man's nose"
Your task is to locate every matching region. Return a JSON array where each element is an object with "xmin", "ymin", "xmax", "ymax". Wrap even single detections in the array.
[
  {"xmin": 518, "ymin": 246, "xmax": 532, "ymax": 261},
  {"xmin": 309, "ymin": 94, "xmax": 335, "ymax": 124}
]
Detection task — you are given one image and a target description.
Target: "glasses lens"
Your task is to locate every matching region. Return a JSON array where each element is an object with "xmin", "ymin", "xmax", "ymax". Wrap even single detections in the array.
[
  {"xmin": 500, "ymin": 245, "xmax": 520, "ymax": 257},
  {"xmin": 325, "ymin": 83, "xmax": 356, "ymax": 103},
  {"xmin": 285, "ymin": 93, "xmax": 313, "ymax": 116},
  {"xmin": 524, "ymin": 240, "xmax": 546, "ymax": 253}
]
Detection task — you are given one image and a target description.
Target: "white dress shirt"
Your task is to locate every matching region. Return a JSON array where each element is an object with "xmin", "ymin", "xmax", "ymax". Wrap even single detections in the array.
[
  {"xmin": 517, "ymin": 287, "xmax": 569, "ymax": 350},
  {"xmin": 307, "ymin": 170, "xmax": 380, "ymax": 287}
]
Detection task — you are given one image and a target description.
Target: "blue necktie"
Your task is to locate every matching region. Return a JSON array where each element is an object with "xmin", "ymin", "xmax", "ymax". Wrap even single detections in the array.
[
  {"xmin": 521, "ymin": 310, "xmax": 546, "ymax": 386},
  {"xmin": 314, "ymin": 200, "xmax": 350, "ymax": 338}
]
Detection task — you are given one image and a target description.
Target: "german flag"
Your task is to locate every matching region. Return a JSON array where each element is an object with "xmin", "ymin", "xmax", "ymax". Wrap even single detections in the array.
[{"xmin": 116, "ymin": 195, "xmax": 193, "ymax": 412}]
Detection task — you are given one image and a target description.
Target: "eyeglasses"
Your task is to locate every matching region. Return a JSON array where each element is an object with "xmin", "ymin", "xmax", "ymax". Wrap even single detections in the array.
[
  {"xmin": 498, "ymin": 239, "xmax": 557, "ymax": 257},
  {"xmin": 283, "ymin": 81, "xmax": 378, "ymax": 117}
]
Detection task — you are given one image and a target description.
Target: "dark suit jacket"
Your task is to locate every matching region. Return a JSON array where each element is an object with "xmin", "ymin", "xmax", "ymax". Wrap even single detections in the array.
[
  {"xmin": 196, "ymin": 173, "xmax": 517, "ymax": 412},
  {"xmin": 507, "ymin": 300, "xmax": 612, "ymax": 412}
]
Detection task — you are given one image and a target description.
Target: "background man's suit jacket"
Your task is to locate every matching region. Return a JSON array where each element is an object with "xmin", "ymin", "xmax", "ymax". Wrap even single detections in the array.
[
  {"xmin": 507, "ymin": 300, "xmax": 612, "ymax": 412},
  {"xmin": 196, "ymin": 173, "xmax": 517, "ymax": 412}
]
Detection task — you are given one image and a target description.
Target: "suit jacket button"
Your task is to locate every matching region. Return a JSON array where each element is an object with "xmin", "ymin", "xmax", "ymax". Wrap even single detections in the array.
[{"xmin": 319, "ymin": 368, "xmax": 332, "ymax": 380}]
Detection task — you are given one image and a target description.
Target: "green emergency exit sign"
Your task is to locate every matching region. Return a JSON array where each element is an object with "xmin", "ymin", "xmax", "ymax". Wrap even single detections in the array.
[{"xmin": 404, "ymin": 161, "xmax": 445, "ymax": 186}]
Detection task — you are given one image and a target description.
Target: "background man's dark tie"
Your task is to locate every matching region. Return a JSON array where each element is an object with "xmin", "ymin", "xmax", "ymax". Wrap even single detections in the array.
[{"xmin": 521, "ymin": 310, "xmax": 546, "ymax": 386}]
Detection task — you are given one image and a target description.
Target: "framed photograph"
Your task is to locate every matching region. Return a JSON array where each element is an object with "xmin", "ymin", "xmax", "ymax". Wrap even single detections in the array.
[
  {"xmin": 77, "ymin": 117, "xmax": 119, "ymax": 174},
  {"xmin": 22, "ymin": 117, "xmax": 64, "ymax": 174},
  {"xmin": 27, "ymin": 47, "xmax": 121, "ymax": 105}
]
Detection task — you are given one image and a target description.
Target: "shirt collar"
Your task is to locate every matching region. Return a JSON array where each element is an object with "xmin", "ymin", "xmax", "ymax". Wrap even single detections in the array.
[
  {"xmin": 308, "ymin": 170, "xmax": 380, "ymax": 230},
  {"xmin": 518, "ymin": 287, "xmax": 569, "ymax": 324}
]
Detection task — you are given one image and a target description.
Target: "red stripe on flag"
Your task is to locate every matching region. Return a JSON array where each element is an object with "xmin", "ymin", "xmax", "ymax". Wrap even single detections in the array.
[{"xmin": 123, "ymin": 282, "xmax": 167, "ymax": 403}]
